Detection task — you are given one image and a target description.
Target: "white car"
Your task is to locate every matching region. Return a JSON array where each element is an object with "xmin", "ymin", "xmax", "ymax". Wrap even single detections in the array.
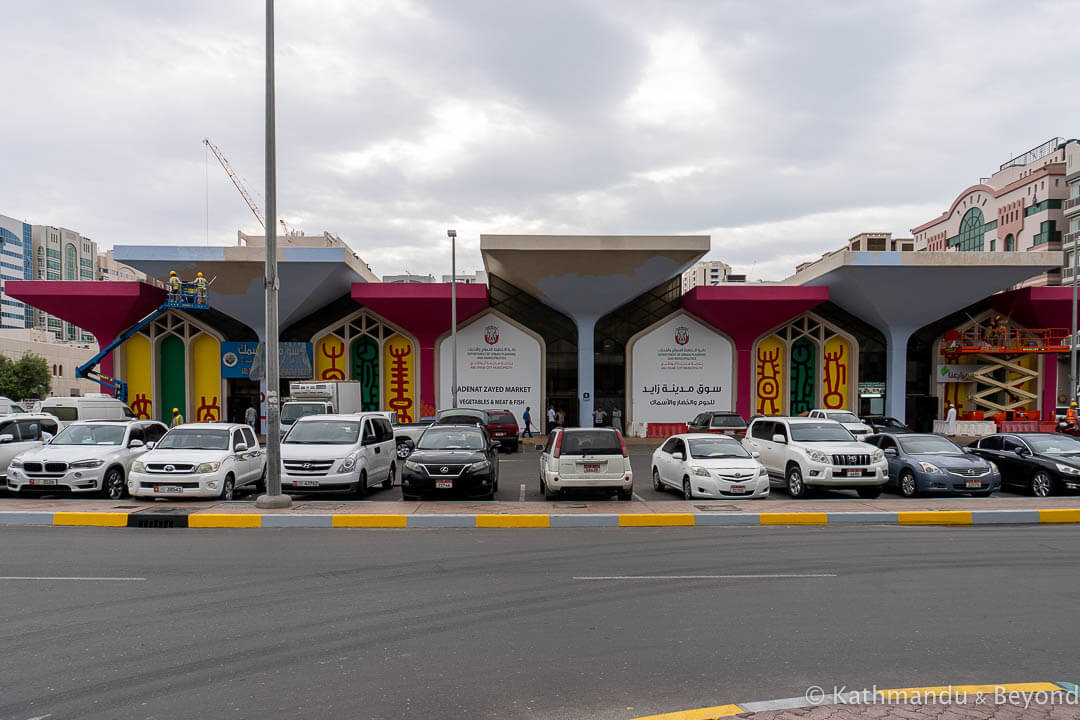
[
  {"xmin": 129, "ymin": 423, "xmax": 264, "ymax": 500},
  {"xmin": 8, "ymin": 420, "xmax": 167, "ymax": 499},
  {"xmin": 743, "ymin": 416, "xmax": 887, "ymax": 498},
  {"xmin": 281, "ymin": 413, "xmax": 396, "ymax": 496},
  {"xmin": 0, "ymin": 413, "xmax": 61, "ymax": 484},
  {"xmin": 807, "ymin": 409, "xmax": 872, "ymax": 439},
  {"xmin": 651, "ymin": 433, "xmax": 769, "ymax": 500},
  {"xmin": 539, "ymin": 427, "xmax": 633, "ymax": 501}
]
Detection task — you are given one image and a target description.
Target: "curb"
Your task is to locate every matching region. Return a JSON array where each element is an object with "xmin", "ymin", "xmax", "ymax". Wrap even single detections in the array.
[
  {"xmin": 631, "ymin": 681, "xmax": 1077, "ymax": 719},
  {"xmin": 5, "ymin": 508, "xmax": 1080, "ymax": 528}
]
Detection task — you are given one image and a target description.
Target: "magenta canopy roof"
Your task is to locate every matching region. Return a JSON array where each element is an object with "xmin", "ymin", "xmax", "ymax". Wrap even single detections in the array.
[
  {"xmin": 681, "ymin": 285, "xmax": 829, "ymax": 419},
  {"xmin": 989, "ymin": 286, "xmax": 1076, "ymax": 329}
]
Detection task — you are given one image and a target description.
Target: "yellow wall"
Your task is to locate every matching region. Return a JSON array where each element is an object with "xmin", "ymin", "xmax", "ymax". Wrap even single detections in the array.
[
  {"xmin": 125, "ymin": 334, "xmax": 153, "ymax": 420},
  {"xmin": 316, "ymin": 335, "xmax": 348, "ymax": 380},
  {"xmin": 822, "ymin": 336, "xmax": 850, "ymax": 410},
  {"xmin": 383, "ymin": 334, "xmax": 416, "ymax": 422},
  {"xmin": 755, "ymin": 336, "xmax": 785, "ymax": 415},
  {"xmin": 190, "ymin": 334, "xmax": 221, "ymax": 422}
]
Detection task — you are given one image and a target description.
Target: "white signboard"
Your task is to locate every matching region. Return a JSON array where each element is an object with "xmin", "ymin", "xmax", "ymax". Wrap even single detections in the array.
[
  {"xmin": 936, "ymin": 364, "xmax": 986, "ymax": 383},
  {"xmin": 439, "ymin": 312, "xmax": 542, "ymax": 430},
  {"xmin": 631, "ymin": 313, "xmax": 733, "ymax": 424}
]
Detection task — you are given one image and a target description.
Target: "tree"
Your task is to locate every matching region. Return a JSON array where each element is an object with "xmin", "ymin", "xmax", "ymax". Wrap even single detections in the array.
[{"xmin": 0, "ymin": 354, "xmax": 51, "ymax": 400}]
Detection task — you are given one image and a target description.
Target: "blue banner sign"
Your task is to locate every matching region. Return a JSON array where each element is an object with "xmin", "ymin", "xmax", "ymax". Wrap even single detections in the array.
[{"xmin": 222, "ymin": 342, "xmax": 312, "ymax": 379}]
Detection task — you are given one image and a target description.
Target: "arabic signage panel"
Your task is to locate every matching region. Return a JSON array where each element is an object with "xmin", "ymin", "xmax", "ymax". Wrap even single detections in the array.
[
  {"xmin": 936, "ymin": 364, "xmax": 986, "ymax": 383},
  {"xmin": 438, "ymin": 312, "xmax": 542, "ymax": 430},
  {"xmin": 631, "ymin": 313, "xmax": 733, "ymax": 424},
  {"xmin": 221, "ymin": 342, "xmax": 313, "ymax": 380}
]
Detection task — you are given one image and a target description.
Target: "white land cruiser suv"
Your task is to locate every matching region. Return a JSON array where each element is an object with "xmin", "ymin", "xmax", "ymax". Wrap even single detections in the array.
[
  {"xmin": 129, "ymin": 423, "xmax": 264, "ymax": 500},
  {"xmin": 280, "ymin": 413, "xmax": 396, "ymax": 496},
  {"xmin": 743, "ymin": 417, "xmax": 887, "ymax": 498},
  {"xmin": 807, "ymin": 409, "xmax": 873, "ymax": 439}
]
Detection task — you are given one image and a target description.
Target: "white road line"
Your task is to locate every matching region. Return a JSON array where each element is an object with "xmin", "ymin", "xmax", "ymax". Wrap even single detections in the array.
[
  {"xmin": 632, "ymin": 492, "xmax": 646, "ymax": 502},
  {"xmin": 0, "ymin": 576, "xmax": 147, "ymax": 582},
  {"xmin": 573, "ymin": 574, "xmax": 836, "ymax": 580},
  {"xmin": 519, "ymin": 484, "xmax": 526, "ymax": 502}
]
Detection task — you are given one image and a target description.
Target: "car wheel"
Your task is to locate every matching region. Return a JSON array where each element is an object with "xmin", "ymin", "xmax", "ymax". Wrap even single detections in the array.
[
  {"xmin": 898, "ymin": 470, "xmax": 918, "ymax": 498},
  {"xmin": 396, "ymin": 441, "xmax": 411, "ymax": 459},
  {"xmin": 355, "ymin": 470, "xmax": 368, "ymax": 498},
  {"xmin": 221, "ymin": 475, "xmax": 235, "ymax": 501},
  {"xmin": 1031, "ymin": 471, "xmax": 1053, "ymax": 497},
  {"xmin": 856, "ymin": 486, "xmax": 882, "ymax": 499},
  {"xmin": 652, "ymin": 468, "xmax": 664, "ymax": 492},
  {"xmin": 683, "ymin": 477, "xmax": 693, "ymax": 501},
  {"xmin": 541, "ymin": 477, "xmax": 557, "ymax": 500},
  {"xmin": 786, "ymin": 465, "xmax": 807, "ymax": 499},
  {"xmin": 382, "ymin": 463, "xmax": 395, "ymax": 490},
  {"xmin": 101, "ymin": 467, "xmax": 126, "ymax": 500},
  {"xmin": 618, "ymin": 488, "xmax": 633, "ymax": 501}
]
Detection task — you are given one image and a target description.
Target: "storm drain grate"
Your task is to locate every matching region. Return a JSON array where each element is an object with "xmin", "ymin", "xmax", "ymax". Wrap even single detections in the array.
[
  {"xmin": 128, "ymin": 511, "xmax": 189, "ymax": 529},
  {"xmin": 554, "ymin": 503, "xmax": 589, "ymax": 509},
  {"xmin": 694, "ymin": 504, "xmax": 743, "ymax": 512}
]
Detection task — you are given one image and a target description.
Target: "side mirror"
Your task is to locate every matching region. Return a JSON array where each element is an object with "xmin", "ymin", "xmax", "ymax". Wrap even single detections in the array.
[
  {"xmin": 128, "ymin": 439, "xmax": 145, "ymax": 449},
  {"xmin": 1016, "ymin": 447, "xmax": 1030, "ymax": 457},
  {"xmin": 751, "ymin": 451, "xmax": 761, "ymax": 459},
  {"xmin": 489, "ymin": 440, "xmax": 500, "ymax": 450},
  {"xmin": 146, "ymin": 441, "xmax": 156, "ymax": 450},
  {"xmin": 884, "ymin": 447, "xmax": 897, "ymax": 457},
  {"xmin": 535, "ymin": 444, "xmax": 545, "ymax": 452},
  {"xmin": 962, "ymin": 447, "xmax": 973, "ymax": 454},
  {"xmin": 235, "ymin": 442, "xmax": 248, "ymax": 453},
  {"xmin": 772, "ymin": 434, "xmax": 787, "ymax": 444},
  {"xmin": 0, "ymin": 434, "xmax": 12, "ymax": 444},
  {"xmin": 671, "ymin": 451, "xmax": 685, "ymax": 461},
  {"xmin": 362, "ymin": 434, "xmax": 376, "ymax": 446}
]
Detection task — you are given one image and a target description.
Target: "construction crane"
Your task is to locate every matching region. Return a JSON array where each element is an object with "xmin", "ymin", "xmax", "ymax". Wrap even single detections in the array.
[{"xmin": 203, "ymin": 137, "xmax": 266, "ymax": 230}]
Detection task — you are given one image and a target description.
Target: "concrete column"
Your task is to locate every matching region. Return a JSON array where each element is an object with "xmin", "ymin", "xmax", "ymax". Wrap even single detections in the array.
[
  {"xmin": 576, "ymin": 315, "xmax": 597, "ymax": 427},
  {"xmin": 733, "ymin": 337, "xmax": 754, "ymax": 421},
  {"xmin": 884, "ymin": 327, "xmax": 913, "ymax": 423}
]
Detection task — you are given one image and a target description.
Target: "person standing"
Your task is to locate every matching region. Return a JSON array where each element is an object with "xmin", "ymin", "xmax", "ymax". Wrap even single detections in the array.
[
  {"xmin": 167, "ymin": 270, "xmax": 181, "ymax": 302},
  {"xmin": 195, "ymin": 271, "xmax": 208, "ymax": 304},
  {"xmin": 522, "ymin": 406, "xmax": 533, "ymax": 438},
  {"xmin": 556, "ymin": 407, "xmax": 566, "ymax": 428},
  {"xmin": 245, "ymin": 404, "xmax": 258, "ymax": 433},
  {"xmin": 547, "ymin": 405, "xmax": 556, "ymax": 434},
  {"xmin": 171, "ymin": 407, "xmax": 185, "ymax": 428},
  {"xmin": 945, "ymin": 403, "xmax": 958, "ymax": 436},
  {"xmin": 611, "ymin": 406, "xmax": 623, "ymax": 434},
  {"xmin": 592, "ymin": 406, "xmax": 607, "ymax": 426}
]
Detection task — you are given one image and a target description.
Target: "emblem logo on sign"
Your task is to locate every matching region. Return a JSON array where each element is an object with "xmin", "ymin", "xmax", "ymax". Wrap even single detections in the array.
[
  {"xmin": 164, "ymin": 465, "xmax": 175, "ymax": 472},
  {"xmin": 674, "ymin": 326, "xmax": 690, "ymax": 345},
  {"xmin": 484, "ymin": 325, "xmax": 500, "ymax": 345}
]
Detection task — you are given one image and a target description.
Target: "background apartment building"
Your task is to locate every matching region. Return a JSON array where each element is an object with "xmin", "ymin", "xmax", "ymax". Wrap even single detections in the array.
[
  {"xmin": 681, "ymin": 260, "xmax": 732, "ymax": 293},
  {"xmin": 911, "ymin": 137, "xmax": 1073, "ymax": 287},
  {"xmin": 1064, "ymin": 142, "xmax": 1080, "ymax": 283},
  {"xmin": 0, "ymin": 214, "xmax": 32, "ymax": 329},
  {"xmin": 31, "ymin": 225, "xmax": 98, "ymax": 341}
]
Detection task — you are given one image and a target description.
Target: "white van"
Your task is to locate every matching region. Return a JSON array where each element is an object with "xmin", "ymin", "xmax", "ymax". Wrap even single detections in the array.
[
  {"xmin": 0, "ymin": 397, "xmax": 27, "ymax": 415},
  {"xmin": 39, "ymin": 394, "xmax": 136, "ymax": 428}
]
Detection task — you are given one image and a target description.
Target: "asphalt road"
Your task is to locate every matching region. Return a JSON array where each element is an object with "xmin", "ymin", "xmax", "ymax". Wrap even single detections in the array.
[{"xmin": 1, "ymin": 524, "xmax": 1079, "ymax": 720}]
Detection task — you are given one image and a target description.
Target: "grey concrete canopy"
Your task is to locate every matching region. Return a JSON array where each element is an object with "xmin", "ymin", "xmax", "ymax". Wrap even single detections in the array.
[
  {"xmin": 482, "ymin": 235, "xmax": 709, "ymax": 425},
  {"xmin": 783, "ymin": 250, "xmax": 1064, "ymax": 421}
]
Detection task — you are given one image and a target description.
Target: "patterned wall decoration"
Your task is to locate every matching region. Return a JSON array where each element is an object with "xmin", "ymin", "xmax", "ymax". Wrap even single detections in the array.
[
  {"xmin": 755, "ymin": 336, "xmax": 785, "ymax": 416},
  {"xmin": 383, "ymin": 333, "xmax": 416, "ymax": 422},
  {"xmin": 351, "ymin": 335, "xmax": 381, "ymax": 411},
  {"xmin": 316, "ymin": 335, "xmax": 347, "ymax": 380},
  {"xmin": 125, "ymin": 333, "xmax": 153, "ymax": 420},
  {"xmin": 789, "ymin": 337, "xmax": 817, "ymax": 415},
  {"xmin": 190, "ymin": 334, "xmax": 222, "ymax": 422},
  {"xmin": 822, "ymin": 336, "xmax": 850, "ymax": 410}
]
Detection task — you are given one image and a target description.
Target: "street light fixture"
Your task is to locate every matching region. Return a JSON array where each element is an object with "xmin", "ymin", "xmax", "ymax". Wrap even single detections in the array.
[{"xmin": 448, "ymin": 229, "xmax": 458, "ymax": 409}]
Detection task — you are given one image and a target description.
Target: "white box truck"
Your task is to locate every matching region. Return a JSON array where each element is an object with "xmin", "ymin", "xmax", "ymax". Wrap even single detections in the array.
[{"xmin": 280, "ymin": 381, "xmax": 365, "ymax": 438}]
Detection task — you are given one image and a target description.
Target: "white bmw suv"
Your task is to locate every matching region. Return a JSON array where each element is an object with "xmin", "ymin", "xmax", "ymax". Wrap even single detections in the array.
[
  {"xmin": 743, "ymin": 416, "xmax": 887, "ymax": 498},
  {"xmin": 8, "ymin": 420, "xmax": 167, "ymax": 499},
  {"xmin": 129, "ymin": 423, "xmax": 264, "ymax": 500}
]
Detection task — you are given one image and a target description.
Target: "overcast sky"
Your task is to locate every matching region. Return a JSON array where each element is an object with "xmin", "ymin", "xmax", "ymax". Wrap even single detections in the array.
[{"xmin": 4, "ymin": 0, "xmax": 1079, "ymax": 281}]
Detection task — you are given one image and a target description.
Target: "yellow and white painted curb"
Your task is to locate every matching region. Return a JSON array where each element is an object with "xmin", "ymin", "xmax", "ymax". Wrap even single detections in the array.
[
  {"xmin": 3, "ymin": 508, "xmax": 1080, "ymax": 528},
  {"xmin": 632, "ymin": 681, "xmax": 1079, "ymax": 719}
]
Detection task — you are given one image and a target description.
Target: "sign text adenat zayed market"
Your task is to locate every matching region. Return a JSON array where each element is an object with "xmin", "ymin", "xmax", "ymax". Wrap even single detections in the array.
[
  {"xmin": 439, "ymin": 313, "xmax": 542, "ymax": 428},
  {"xmin": 632, "ymin": 314, "xmax": 733, "ymax": 423}
]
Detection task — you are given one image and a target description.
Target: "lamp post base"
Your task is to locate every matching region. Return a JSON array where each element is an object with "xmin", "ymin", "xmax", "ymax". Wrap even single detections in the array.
[{"xmin": 255, "ymin": 493, "xmax": 293, "ymax": 509}]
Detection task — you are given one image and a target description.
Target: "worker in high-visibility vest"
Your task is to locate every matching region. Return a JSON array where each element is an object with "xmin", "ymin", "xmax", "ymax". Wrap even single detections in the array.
[
  {"xmin": 1067, "ymin": 402, "xmax": 1077, "ymax": 425},
  {"xmin": 195, "ymin": 271, "xmax": 207, "ymax": 304},
  {"xmin": 168, "ymin": 270, "xmax": 181, "ymax": 302}
]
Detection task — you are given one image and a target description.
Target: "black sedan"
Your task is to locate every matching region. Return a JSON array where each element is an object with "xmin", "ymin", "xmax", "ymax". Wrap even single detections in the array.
[
  {"xmin": 862, "ymin": 416, "xmax": 915, "ymax": 434},
  {"xmin": 867, "ymin": 433, "xmax": 999, "ymax": 497},
  {"xmin": 400, "ymin": 424, "xmax": 499, "ymax": 500},
  {"xmin": 967, "ymin": 433, "xmax": 1080, "ymax": 497}
]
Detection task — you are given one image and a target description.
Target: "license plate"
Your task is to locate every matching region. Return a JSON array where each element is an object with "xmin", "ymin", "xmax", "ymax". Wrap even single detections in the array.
[
  {"xmin": 728, "ymin": 485, "xmax": 746, "ymax": 493},
  {"xmin": 296, "ymin": 479, "xmax": 319, "ymax": 487},
  {"xmin": 583, "ymin": 463, "xmax": 602, "ymax": 473},
  {"xmin": 966, "ymin": 480, "xmax": 981, "ymax": 488},
  {"xmin": 846, "ymin": 469, "xmax": 862, "ymax": 477},
  {"xmin": 155, "ymin": 485, "xmax": 183, "ymax": 494},
  {"xmin": 436, "ymin": 480, "xmax": 453, "ymax": 489},
  {"xmin": 30, "ymin": 479, "xmax": 57, "ymax": 486}
]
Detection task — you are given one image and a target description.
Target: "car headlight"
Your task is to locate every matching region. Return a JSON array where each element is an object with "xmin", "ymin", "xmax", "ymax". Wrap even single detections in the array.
[
  {"xmin": 918, "ymin": 461, "xmax": 942, "ymax": 473},
  {"xmin": 691, "ymin": 465, "xmax": 711, "ymax": 477},
  {"xmin": 758, "ymin": 466, "xmax": 769, "ymax": 476},
  {"xmin": 871, "ymin": 449, "xmax": 885, "ymax": 462},
  {"xmin": 1055, "ymin": 463, "xmax": 1080, "ymax": 476},
  {"xmin": 70, "ymin": 459, "xmax": 104, "ymax": 469},
  {"xmin": 339, "ymin": 453, "xmax": 359, "ymax": 472},
  {"xmin": 989, "ymin": 461, "xmax": 999, "ymax": 475},
  {"xmin": 131, "ymin": 460, "xmax": 145, "ymax": 473},
  {"xmin": 9, "ymin": 459, "xmax": 23, "ymax": 469},
  {"xmin": 194, "ymin": 461, "xmax": 221, "ymax": 474},
  {"xmin": 806, "ymin": 449, "xmax": 829, "ymax": 463},
  {"xmin": 404, "ymin": 460, "xmax": 423, "ymax": 472},
  {"xmin": 468, "ymin": 460, "xmax": 490, "ymax": 472}
]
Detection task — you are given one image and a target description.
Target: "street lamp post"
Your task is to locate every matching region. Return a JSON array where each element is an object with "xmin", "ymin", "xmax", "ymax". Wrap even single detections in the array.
[
  {"xmin": 256, "ymin": 0, "xmax": 290, "ymax": 509},
  {"xmin": 448, "ymin": 229, "xmax": 457, "ymax": 409}
]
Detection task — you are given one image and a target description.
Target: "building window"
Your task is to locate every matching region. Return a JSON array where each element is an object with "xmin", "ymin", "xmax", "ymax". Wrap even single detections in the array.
[
  {"xmin": 1033, "ymin": 220, "xmax": 1062, "ymax": 247},
  {"xmin": 1004, "ymin": 233, "xmax": 1015, "ymax": 252},
  {"xmin": 952, "ymin": 207, "xmax": 986, "ymax": 252},
  {"xmin": 990, "ymin": 239, "xmax": 996, "ymax": 251},
  {"xmin": 64, "ymin": 244, "xmax": 77, "ymax": 280}
]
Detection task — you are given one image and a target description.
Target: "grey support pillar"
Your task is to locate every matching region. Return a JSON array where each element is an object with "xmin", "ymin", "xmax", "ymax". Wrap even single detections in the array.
[
  {"xmin": 884, "ymin": 327, "xmax": 913, "ymax": 423},
  {"xmin": 576, "ymin": 315, "xmax": 597, "ymax": 427}
]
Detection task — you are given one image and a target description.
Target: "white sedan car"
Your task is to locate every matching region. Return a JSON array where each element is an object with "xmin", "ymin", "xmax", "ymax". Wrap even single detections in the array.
[
  {"xmin": 652, "ymin": 433, "xmax": 769, "ymax": 499},
  {"xmin": 129, "ymin": 423, "xmax": 264, "ymax": 500}
]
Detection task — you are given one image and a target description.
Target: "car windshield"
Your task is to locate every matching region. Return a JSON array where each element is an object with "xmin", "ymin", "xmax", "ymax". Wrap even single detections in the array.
[
  {"xmin": 789, "ymin": 423, "xmax": 855, "ymax": 442},
  {"xmin": 418, "ymin": 427, "xmax": 486, "ymax": 450},
  {"xmin": 155, "ymin": 429, "xmax": 230, "ymax": 450},
  {"xmin": 709, "ymin": 414, "xmax": 745, "ymax": 428},
  {"xmin": 50, "ymin": 425, "xmax": 126, "ymax": 446},
  {"xmin": 488, "ymin": 412, "xmax": 517, "ymax": 425},
  {"xmin": 826, "ymin": 412, "xmax": 860, "ymax": 423},
  {"xmin": 280, "ymin": 403, "xmax": 326, "ymax": 425},
  {"xmin": 688, "ymin": 438, "xmax": 750, "ymax": 458},
  {"xmin": 1026, "ymin": 435, "xmax": 1080, "ymax": 456},
  {"xmin": 882, "ymin": 418, "xmax": 905, "ymax": 428},
  {"xmin": 899, "ymin": 436, "xmax": 962, "ymax": 456},
  {"xmin": 560, "ymin": 430, "xmax": 621, "ymax": 455},
  {"xmin": 285, "ymin": 420, "xmax": 361, "ymax": 445}
]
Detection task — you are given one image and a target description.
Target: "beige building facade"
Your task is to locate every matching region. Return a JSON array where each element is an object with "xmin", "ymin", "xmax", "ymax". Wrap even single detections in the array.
[{"xmin": 0, "ymin": 328, "xmax": 99, "ymax": 397}]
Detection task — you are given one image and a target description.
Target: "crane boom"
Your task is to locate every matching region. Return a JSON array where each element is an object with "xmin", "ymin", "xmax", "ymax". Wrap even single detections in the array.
[{"xmin": 203, "ymin": 137, "xmax": 265, "ymax": 229}]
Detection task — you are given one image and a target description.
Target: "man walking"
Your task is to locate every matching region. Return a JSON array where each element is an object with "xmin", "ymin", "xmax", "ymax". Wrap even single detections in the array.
[
  {"xmin": 245, "ymin": 404, "xmax": 258, "ymax": 434},
  {"xmin": 547, "ymin": 405, "xmax": 556, "ymax": 434},
  {"xmin": 522, "ymin": 406, "xmax": 533, "ymax": 438},
  {"xmin": 945, "ymin": 403, "xmax": 958, "ymax": 436}
]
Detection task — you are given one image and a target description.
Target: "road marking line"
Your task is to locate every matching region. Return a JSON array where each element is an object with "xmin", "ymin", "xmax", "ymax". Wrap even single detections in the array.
[
  {"xmin": 53, "ymin": 512, "xmax": 128, "ymax": 527},
  {"xmin": 331, "ymin": 514, "xmax": 408, "ymax": 528},
  {"xmin": 0, "ymin": 576, "xmax": 146, "ymax": 581},
  {"xmin": 632, "ymin": 492, "xmax": 646, "ymax": 502},
  {"xmin": 897, "ymin": 510, "xmax": 972, "ymax": 525},
  {"xmin": 477, "ymin": 514, "xmax": 550, "ymax": 528},
  {"xmin": 573, "ymin": 574, "xmax": 836, "ymax": 580},
  {"xmin": 619, "ymin": 513, "xmax": 695, "ymax": 526},
  {"xmin": 760, "ymin": 512, "xmax": 828, "ymax": 525},
  {"xmin": 519, "ymin": 484, "xmax": 526, "ymax": 502}
]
